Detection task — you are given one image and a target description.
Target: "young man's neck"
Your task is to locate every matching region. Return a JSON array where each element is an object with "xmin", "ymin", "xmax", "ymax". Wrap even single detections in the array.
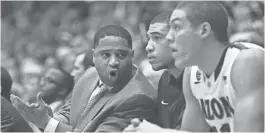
[
  {"xmin": 197, "ymin": 41, "xmax": 227, "ymax": 76},
  {"xmin": 168, "ymin": 67, "xmax": 183, "ymax": 79}
]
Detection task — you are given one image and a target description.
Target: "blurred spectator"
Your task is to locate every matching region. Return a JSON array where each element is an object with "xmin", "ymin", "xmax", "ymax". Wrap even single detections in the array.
[
  {"xmin": 1, "ymin": 67, "xmax": 13, "ymax": 102},
  {"xmin": 39, "ymin": 67, "xmax": 74, "ymax": 113},
  {"xmin": 44, "ymin": 56, "xmax": 60, "ymax": 69},
  {"xmin": 67, "ymin": 45, "xmax": 94, "ymax": 101},
  {"xmin": 56, "ymin": 46, "xmax": 76, "ymax": 73},
  {"xmin": 19, "ymin": 58, "xmax": 44, "ymax": 102},
  {"xmin": 70, "ymin": 34, "xmax": 91, "ymax": 54},
  {"xmin": 71, "ymin": 52, "xmax": 94, "ymax": 81}
]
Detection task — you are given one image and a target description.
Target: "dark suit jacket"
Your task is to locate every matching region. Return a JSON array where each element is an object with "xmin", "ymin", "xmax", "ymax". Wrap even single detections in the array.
[
  {"xmin": 54, "ymin": 66, "xmax": 156, "ymax": 132},
  {"xmin": 1, "ymin": 96, "xmax": 33, "ymax": 132},
  {"xmin": 155, "ymin": 70, "xmax": 186, "ymax": 129}
]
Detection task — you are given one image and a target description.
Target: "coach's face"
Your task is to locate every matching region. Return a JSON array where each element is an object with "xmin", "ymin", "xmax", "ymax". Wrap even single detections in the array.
[
  {"xmin": 93, "ymin": 36, "xmax": 133, "ymax": 87},
  {"xmin": 146, "ymin": 22, "xmax": 175, "ymax": 71},
  {"xmin": 166, "ymin": 9, "xmax": 203, "ymax": 68}
]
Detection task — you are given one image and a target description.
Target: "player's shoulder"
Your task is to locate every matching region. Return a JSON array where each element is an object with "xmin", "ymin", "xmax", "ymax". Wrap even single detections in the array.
[
  {"xmin": 232, "ymin": 45, "xmax": 264, "ymax": 76},
  {"xmin": 231, "ymin": 41, "xmax": 263, "ymax": 49},
  {"xmin": 234, "ymin": 47, "xmax": 264, "ymax": 67},
  {"xmin": 230, "ymin": 42, "xmax": 263, "ymax": 65},
  {"xmin": 231, "ymin": 46, "xmax": 264, "ymax": 92}
]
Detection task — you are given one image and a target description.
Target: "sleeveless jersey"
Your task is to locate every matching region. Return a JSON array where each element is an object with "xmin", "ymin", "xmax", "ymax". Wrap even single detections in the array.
[{"xmin": 190, "ymin": 42, "xmax": 263, "ymax": 132}]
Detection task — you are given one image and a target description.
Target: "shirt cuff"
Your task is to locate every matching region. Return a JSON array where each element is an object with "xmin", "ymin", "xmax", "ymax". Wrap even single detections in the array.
[{"xmin": 44, "ymin": 118, "xmax": 59, "ymax": 132}]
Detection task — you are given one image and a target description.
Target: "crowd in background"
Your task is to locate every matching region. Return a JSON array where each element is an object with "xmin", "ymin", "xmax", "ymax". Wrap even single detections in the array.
[{"xmin": 1, "ymin": 1, "xmax": 264, "ymax": 103}]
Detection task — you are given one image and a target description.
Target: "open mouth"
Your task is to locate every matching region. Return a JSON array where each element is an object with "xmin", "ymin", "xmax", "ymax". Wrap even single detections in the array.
[{"xmin": 109, "ymin": 69, "xmax": 118, "ymax": 78}]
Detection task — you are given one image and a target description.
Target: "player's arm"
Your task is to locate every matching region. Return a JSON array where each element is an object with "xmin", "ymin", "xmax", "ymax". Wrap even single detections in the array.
[
  {"xmin": 180, "ymin": 67, "xmax": 210, "ymax": 132},
  {"xmin": 231, "ymin": 48, "xmax": 264, "ymax": 132}
]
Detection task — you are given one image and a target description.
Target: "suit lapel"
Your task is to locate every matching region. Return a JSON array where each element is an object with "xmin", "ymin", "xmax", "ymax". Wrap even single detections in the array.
[
  {"xmin": 71, "ymin": 77, "xmax": 99, "ymax": 126},
  {"xmin": 78, "ymin": 91, "xmax": 115, "ymax": 131}
]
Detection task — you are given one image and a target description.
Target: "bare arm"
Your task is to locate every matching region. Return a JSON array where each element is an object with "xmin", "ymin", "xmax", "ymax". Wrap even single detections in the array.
[
  {"xmin": 53, "ymin": 100, "xmax": 71, "ymax": 124},
  {"xmin": 180, "ymin": 67, "xmax": 210, "ymax": 132},
  {"xmin": 232, "ymin": 48, "xmax": 264, "ymax": 132}
]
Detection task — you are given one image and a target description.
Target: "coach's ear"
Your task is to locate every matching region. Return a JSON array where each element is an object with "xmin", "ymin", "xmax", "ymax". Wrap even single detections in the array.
[{"xmin": 199, "ymin": 22, "xmax": 211, "ymax": 39}]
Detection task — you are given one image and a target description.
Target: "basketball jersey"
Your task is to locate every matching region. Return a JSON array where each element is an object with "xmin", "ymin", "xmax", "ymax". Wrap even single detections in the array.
[{"xmin": 190, "ymin": 42, "xmax": 263, "ymax": 132}]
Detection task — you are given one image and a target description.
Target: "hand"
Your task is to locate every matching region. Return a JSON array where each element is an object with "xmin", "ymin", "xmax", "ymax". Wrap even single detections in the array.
[
  {"xmin": 123, "ymin": 118, "xmax": 141, "ymax": 132},
  {"xmin": 124, "ymin": 118, "xmax": 162, "ymax": 132},
  {"xmin": 29, "ymin": 102, "xmax": 53, "ymax": 117},
  {"xmin": 46, "ymin": 104, "xmax": 53, "ymax": 117},
  {"xmin": 10, "ymin": 92, "xmax": 52, "ymax": 129}
]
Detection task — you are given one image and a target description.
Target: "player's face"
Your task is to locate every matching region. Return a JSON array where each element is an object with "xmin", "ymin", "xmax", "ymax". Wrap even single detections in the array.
[
  {"xmin": 93, "ymin": 36, "xmax": 133, "ymax": 87},
  {"xmin": 146, "ymin": 23, "xmax": 175, "ymax": 71},
  {"xmin": 166, "ymin": 9, "xmax": 203, "ymax": 68}
]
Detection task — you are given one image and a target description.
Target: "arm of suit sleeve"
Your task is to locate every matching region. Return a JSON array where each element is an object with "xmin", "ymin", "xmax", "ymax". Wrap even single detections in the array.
[
  {"xmin": 1, "ymin": 108, "xmax": 15, "ymax": 132},
  {"xmin": 95, "ymin": 94, "xmax": 156, "ymax": 132},
  {"xmin": 43, "ymin": 100, "xmax": 73, "ymax": 132},
  {"xmin": 53, "ymin": 100, "xmax": 72, "ymax": 124}
]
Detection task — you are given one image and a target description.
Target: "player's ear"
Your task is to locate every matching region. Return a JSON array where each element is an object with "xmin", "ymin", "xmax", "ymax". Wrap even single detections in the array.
[{"xmin": 199, "ymin": 22, "xmax": 211, "ymax": 39}]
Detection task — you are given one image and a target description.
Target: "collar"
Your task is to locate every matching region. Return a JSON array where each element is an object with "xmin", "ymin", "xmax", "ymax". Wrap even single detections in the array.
[{"xmin": 98, "ymin": 79, "xmax": 113, "ymax": 91}]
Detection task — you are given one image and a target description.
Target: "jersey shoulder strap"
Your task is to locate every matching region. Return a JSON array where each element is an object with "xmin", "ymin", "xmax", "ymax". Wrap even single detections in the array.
[{"xmin": 230, "ymin": 42, "xmax": 249, "ymax": 50}]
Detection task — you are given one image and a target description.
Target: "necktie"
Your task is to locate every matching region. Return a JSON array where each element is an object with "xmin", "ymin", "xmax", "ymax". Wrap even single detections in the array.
[{"xmin": 75, "ymin": 83, "xmax": 108, "ymax": 128}]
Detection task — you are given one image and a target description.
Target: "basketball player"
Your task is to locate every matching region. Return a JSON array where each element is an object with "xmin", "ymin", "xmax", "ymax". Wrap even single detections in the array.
[
  {"xmin": 145, "ymin": 12, "xmax": 185, "ymax": 129},
  {"xmin": 124, "ymin": 1, "xmax": 264, "ymax": 132}
]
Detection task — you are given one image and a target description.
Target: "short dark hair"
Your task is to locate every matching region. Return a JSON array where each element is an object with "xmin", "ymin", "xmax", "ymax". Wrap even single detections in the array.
[
  {"xmin": 93, "ymin": 25, "xmax": 132, "ymax": 49},
  {"xmin": 150, "ymin": 11, "xmax": 172, "ymax": 25},
  {"xmin": 1, "ymin": 67, "xmax": 13, "ymax": 101},
  {"xmin": 176, "ymin": 1, "xmax": 229, "ymax": 43}
]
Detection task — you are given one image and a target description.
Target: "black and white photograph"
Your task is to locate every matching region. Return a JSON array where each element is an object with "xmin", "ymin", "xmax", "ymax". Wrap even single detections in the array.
[{"xmin": 1, "ymin": 1, "xmax": 264, "ymax": 132}]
